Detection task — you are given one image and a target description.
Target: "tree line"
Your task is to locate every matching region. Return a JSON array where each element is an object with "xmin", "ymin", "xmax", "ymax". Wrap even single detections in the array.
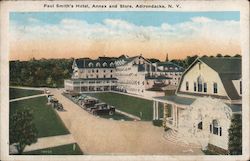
[
  {"xmin": 10, "ymin": 54, "xmax": 241, "ymax": 88},
  {"xmin": 10, "ymin": 58, "xmax": 73, "ymax": 88}
]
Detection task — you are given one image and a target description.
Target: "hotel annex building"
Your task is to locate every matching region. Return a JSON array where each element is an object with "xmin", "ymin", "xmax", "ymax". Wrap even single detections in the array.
[{"xmin": 64, "ymin": 54, "xmax": 184, "ymax": 97}]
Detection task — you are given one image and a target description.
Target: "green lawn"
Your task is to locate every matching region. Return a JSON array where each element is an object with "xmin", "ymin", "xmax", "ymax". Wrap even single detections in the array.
[
  {"xmin": 87, "ymin": 92, "xmax": 163, "ymax": 121},
  {"xmin": 99, "ymin": 112, "xmax": 133, "ymax": 121},
  {"xmin": 10, "ymin": 88, "xmax": 43, "ymax": 99},
  {"xmin": 10, "ymin": 96, "xmax": 69, "ymax": 138},
  {"xmin": 23, "ymin": 143, "xmax": 83, "ymax": 155}
]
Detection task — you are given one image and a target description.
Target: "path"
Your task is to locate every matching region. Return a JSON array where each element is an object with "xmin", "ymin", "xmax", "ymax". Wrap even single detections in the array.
[
  {"xmin": 9, "ymin": 94, "xmax": 47, "ymax": 102},
  {"xmin": 50, "ymin": 88, "xmax": 203, "ymax": 155},
  {"xmin": 10, "ymin": 86, "xmax": 45, "ymax": 91},
  {"xmin": 24, "ymin": 134, "xmax": 75, "ymax": 152}
]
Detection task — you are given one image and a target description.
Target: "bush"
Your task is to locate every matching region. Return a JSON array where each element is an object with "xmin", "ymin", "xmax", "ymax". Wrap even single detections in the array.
[{"xmin": 152, "ymin": 120, "xmax": 163, "ymax": 127}]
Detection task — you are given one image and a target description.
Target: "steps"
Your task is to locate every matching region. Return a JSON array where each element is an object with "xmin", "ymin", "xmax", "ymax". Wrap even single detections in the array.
[{"xmin": 163, "ymin": 129, "xmax": 201, "ymax": 148}]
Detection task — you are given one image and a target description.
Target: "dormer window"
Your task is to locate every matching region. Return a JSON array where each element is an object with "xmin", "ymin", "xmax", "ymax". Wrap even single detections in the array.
[
  {"xmin": 96, "ymin": 62, "xmax": 101, "ymax": 67},
  {"xmin": 88, "ymin": 62, "xmax": 94, "ymax": 67},
  {"xmin": 103, "ymin": 62, "xmax": 107, "ymax": 67},
  {"xmin": 110, "ymin": 62, "xmax": 114, "ymax": 67}
]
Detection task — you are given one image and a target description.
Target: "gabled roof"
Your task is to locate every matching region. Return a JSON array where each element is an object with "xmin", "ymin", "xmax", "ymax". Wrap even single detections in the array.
[
  {"xmin": 177, "ymin": 57, "xmax": 242, "ymax": 101},
  {"xmin": 74, "ymin": 58, "xmax": 116, "ymax": 68},
  {"xmin": 157, "ymin": 61, "xmax": 185, "ymax": 72},
  {"xmin": 199, "ymin": 57, "xmax": 241, "ymax": 74}
]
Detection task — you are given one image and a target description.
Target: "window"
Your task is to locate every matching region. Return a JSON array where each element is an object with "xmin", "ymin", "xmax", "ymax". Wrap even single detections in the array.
[
  {"xmin": 88, "ymin": 62, "xmax": 94, "ymax": 67},
  {"xmin": 198, "ymin": 62, "xmax": 201, "ymax": 70},
  {"xmin": 110, "ymin": 75, "xmax": 112, "ymax": 78},
  {"xmin": 103, "ymin": 75, "xmax": 106, "ymax": 78},
  {"xmin": 204, "ymin": 83, "xmax": 207, "ymax": 92},
  {"xmin": 103, "ymin": 62, "xmax": 107, "ymax": 67},
  {"xmin": 96, "ymin": 75, "xmax": 98, "ymax": 78},
  {"xmin": 240, "ymin": 81, "xmax": 242, "ymax": 94},
  {"xmin": 103, "ymin": 70, "xmax": 106, "ymax": 73},
  {"xmin": 198, "ymin": 122, "xmax": 203, "ymax": 130},
  {"xmin": 111, "ymin": 70, "xmax": 113, "ymax": 73},
  {"xmin": 186, "ymin": 81, "xmax": 189, "ymax": 91},
  {"xmin": 210, "ymin": 120, "xmax": 222, "ymax": 136},
  {"xmin": 92, "ymin": 69, "xmax": 94, "ymax": 73},
  {"xmin": 197, "ymin": 76, "xmax": 202, "ymax": 92},
  {"xmin": 96, "ymin": 62, "xmax": 101, "ymax": 67},
  {"xmin": 194, "ymin": 82, "xmax": 197, "ymax": 91},
  {"xmin": 213, "ymin": 83, "xmax": 218, "ymax": 94},
  {"xmin": 86, "ymin": 75, "xmax": 88, "ymax": 78},
  {"xmin": 96, "ymin": 69, "xmax": 98, "ymax": 73},
  {"xmin": 110, "ymin": 62, "xmax": 114, "ymax": 67}
]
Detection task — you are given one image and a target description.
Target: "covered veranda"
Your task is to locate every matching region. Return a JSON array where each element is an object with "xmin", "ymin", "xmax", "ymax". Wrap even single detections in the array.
[{"xmin": 152, "ymin": 95, "xmax": 196, "ymax": 130}]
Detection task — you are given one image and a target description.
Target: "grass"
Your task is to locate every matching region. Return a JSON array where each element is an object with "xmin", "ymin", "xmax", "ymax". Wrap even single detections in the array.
[
  {"xmin": 99, "ymin": 112, "xmax": 133, "ymax": 121},
  {"xmin": 10, "ymin": 88, "xmax": 43, "ymax": 99},
  {"xmin": 10, "ymin": 96, "xmax": 69, "ymax": 138},
  {"xmin": 202, "ymin": 150, "xmax": 219, "ymax": 155},
  {"xmin": 87, "ymin": 92, "xmax": 164, "ymax": 121},
  {"xmin": 23, "ymin": 143, "xmax": 83, "ymax": 155}
]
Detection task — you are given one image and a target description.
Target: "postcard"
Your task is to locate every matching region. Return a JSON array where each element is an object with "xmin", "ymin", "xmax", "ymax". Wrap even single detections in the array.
[{"xmin": 0, "ymin": 0, "xmax": 249, "ymax": 161}]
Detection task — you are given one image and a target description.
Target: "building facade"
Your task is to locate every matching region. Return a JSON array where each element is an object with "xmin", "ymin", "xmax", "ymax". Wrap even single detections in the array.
[
  {"xmin": 64, "ymin": 57, "xmax": 117, "ymax": 92},
  {"xmin": 152, "ymin": 57, "xmax": 242, "ymax": 153},
  {"xmin": 64, "ymin": 55, "xmax": 184, "ymax": 97}
]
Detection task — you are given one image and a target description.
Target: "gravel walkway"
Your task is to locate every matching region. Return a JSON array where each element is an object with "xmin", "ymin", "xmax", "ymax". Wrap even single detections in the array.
[
  {"xmin": 50, "ymin": 88, "xmax": 203, "ymax": 155},
  {"xmin": 9, "ymin": 94, "xmax": 47, "ymax": 102}
]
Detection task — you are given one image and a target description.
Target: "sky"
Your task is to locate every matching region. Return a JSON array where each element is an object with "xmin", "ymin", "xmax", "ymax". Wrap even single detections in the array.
[{"xmin": 10, "ymin": 11, "xmax": 240, "ymax": 61}]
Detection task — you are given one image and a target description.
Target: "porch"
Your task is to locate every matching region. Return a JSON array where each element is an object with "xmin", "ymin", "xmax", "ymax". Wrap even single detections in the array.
[{"xmin": 153, "ymin": 95, "xmax": 196, "ymax": 131}]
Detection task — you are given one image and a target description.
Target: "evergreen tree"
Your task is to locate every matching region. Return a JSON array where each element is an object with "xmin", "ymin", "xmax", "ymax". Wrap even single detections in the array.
[
  {"xmin": 228, "ymin": 114, "xmax": 242, "ymax": 155},
  {"xmin": 10, "ymin": 109, "xmax": 38, "ymax": 154}
]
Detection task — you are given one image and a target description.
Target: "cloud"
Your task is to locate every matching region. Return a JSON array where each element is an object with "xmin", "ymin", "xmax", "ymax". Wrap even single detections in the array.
[{"xmin": 10, "ymin": 16, "xmax": 240, "ymax": 46}]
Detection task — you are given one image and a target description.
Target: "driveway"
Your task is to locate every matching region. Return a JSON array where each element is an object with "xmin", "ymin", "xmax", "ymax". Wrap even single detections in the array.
[{"xmin": 50, "ymin": 88, "xmax": 203, "ymax": 155}]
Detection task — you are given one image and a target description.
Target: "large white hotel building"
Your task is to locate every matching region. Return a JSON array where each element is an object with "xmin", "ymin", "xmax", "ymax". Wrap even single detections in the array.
[{"xmin": 64, "ymin": 55, "xmax": 184, "ymax": 97}]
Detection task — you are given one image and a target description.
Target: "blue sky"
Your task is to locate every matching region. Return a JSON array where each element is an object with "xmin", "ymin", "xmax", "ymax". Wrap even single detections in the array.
[
  {"xmin": 10, "ymin": 11, "xmax": 240, "ymax": 26},
  {"xmin": 10, "ymin": 11, "xmax": 240, "ymax": 60}
]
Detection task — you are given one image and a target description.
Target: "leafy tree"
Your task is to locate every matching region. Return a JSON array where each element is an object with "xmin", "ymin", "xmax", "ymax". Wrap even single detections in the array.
[
  {"xmin": 10, "ymin": 109, "xmax": 38, "ymax": 154},
  {"xmin": 228, "ymin": 114, "xmax": 242, "ymax": 155},
  {"xmin": 216, "ymin": 53, "xmax": 223, "ymax": 57},
  {"xmin": 234, "ymin": 54, "xmax": 241, "ymax": 57},
  {"xmin": 224, "ymin": 55, "xmax": 231, "ymax": 57},
  {"xmin": 148, "ymin": 58, "xmax": 160, "ymax": 63}
]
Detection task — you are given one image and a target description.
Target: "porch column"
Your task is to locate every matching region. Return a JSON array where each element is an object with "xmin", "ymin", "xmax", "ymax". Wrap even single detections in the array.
[
  {"xmin": 153, "ymin": 101, "xmax": 156, "ymax": 120},
  {"xmin": 80, "ymin": 81, "xmax": 82, "ymax": 93},
  {"xmin": 176, "ymin": 107, "xmax": 178, "ymax": 128},
  {"xmin": 87, "ymin": 81, "xmax": 89, "ymax": 91},
  {"xmin": 156, "ymin": 101, "xmax": 159, "ymax": 120},
  {"xmin": 95, "ymin": 80, "xmax": 96, "ymax": 91},
  {"xmin": 109, "ymin": 81, "xmax": 111, "ymax": 91},
  {"xmin": 175, "ymin": 106, "xmax": 177, "ymax": 127},
  {"xmin": 163, "ymin": 103, "xmax": 168, "ymax": 128}
]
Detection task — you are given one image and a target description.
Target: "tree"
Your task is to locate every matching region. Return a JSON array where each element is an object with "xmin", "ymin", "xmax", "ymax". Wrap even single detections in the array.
[
  {"xmin": 234, "ymin": 54, "xmax": 241, "ymax": 57},
  {"xmin": 228, "ymin": 114, "xmax": 242, "ymax": 155},
  {"xmin": 10, "ymin": 109, "xmax": 38, "ymax": 154},
  {"xmin": 216, "ymin": 53, "xmax": 223, "ymax": 57},
  {"xmin": 148, "ymin": 58, "xmax": 160, "ymax": 63}
]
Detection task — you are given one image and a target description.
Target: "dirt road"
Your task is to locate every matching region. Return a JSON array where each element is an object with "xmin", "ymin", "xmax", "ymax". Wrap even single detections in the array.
[{"xmin": 50, "ymin": 89, "xmax": 203, "ymax": 155}]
